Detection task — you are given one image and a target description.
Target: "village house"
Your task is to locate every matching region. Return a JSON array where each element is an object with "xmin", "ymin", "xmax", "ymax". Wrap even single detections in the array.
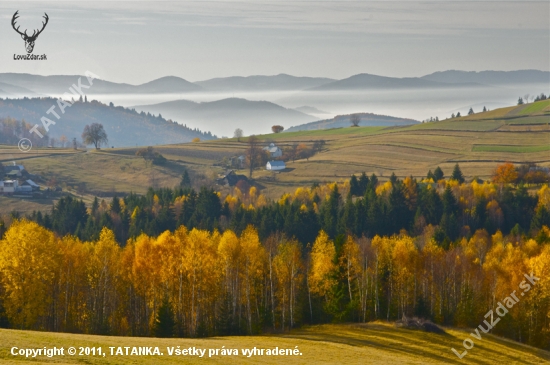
[
  {"xmin": 266, "ymin": 160, "xmax": 286, "ymax": 171},
  {"xmin": 0, "ymin": 164, "xmax": 40, "ymax": 196},
  {"xmin": 0, "ymin": 180, "xmax": 18, "ymax": 194},
  {"xmin": 263, "ymin": 143, "xmax": 283, "ymax": 158},
  {"xmin": 4, "ymin": 163, "xmax": 25, "ymax": 178},
  {"xmin": 21, "ymin": 179, "xmax": 41, "ymax": 191},
  {"xmin": 217, "ymin": 170, "xmax": 249, "ymax": 186}
]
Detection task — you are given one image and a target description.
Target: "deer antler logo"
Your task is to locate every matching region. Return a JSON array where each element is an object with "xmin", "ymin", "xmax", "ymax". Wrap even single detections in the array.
[{"xmin": 12, "ymin": 11, "xmax": 49, "ymax": 54}]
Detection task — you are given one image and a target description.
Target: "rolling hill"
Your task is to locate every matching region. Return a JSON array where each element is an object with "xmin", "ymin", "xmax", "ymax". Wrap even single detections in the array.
[
  {"xmin": 0, "ymin": 82, "xmax": 38, "ymax": 98},
  {"xmin": 286, "ymin": 112, "xmax": 419, "ymax": 131},
  {"xmin": 0, "ymin": 98, "xmax": 215, "ymax": 147},
  {"xmin": 0, "ymin": 99, "xmax": 548, "ymax": 213},
  {"xmin": 293, "ymin": 105, "xmax": 330, "ymax": 115},
  {"xmin": 133, "ymin": 97, "xmax": 318, "ymax": 136}
]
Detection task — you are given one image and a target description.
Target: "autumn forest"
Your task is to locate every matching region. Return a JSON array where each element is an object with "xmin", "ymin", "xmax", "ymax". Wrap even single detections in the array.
[{"xmin": 0, "ymin": 164, "xmax": 549, "ymax": 350}]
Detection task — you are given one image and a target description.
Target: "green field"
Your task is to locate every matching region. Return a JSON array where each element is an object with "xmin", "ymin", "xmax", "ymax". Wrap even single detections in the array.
[
  {"xmin": 1, "ymin": 100, "xmax": 549, "ymax": 212},
  {"xmin": 0, "ymin": 323, "xmax": 548, "ymax": 364},
  {"xmin": 515, "ymin": 100, "xmax": 550, "ymax": 116}
]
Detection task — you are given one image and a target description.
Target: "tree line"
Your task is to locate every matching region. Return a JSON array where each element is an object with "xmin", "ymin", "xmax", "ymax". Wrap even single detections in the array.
[{"xmin": 8, "ymin": 163, "xmax": 548, "ymax": 248}]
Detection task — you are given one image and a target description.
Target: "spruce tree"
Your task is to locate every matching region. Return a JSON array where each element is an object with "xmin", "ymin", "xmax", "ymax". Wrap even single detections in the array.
[
  {"xmin": 389, "ymin": 172, "xmax": 398, "ymax": 185},
  {"xmin": 531, "ymin": 206, "xmax": 550, "ymax": 232},
  {"xmin": 358, "ymin": 172, "xmax": 369, "ymax": 195},
  {"xmin": 91, "ymin": 197, "xmax": 99, "ymax": 216},
  {"xmin": 451, "ymin": 163, "xmax": 465, "ymax": 183},
  {"xmin": 349, "ymin": 175, "xmax": 360, "ymax": 196},
  {"xmin": 155, "ymin": 296, "xmax": 175, "ymax": 338},
  {"xmin": 180, "ymin": 170, "xmax": 191, "ymax": 187},
  {"xmin": 433, "ymin": 166, "xmax": 444, "ymax": 181},
  {"xmin": 517, "ymin": 97, "xmax": 524, "ymax": 105},
  {"xmin": 111, "ymin": 195, "xmax": 121, "ymax": 214},
  {"xmin": 426, "ymin": 170, "xmax": 435, "ymax": 181},
  {"xmin": 367, "ymin": 173, "xmax": 378, "ymax": 192}
]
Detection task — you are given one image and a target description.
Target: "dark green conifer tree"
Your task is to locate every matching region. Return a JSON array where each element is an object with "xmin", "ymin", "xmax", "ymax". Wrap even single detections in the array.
[
  {"xmin": 154, "ymin": 296, "xmax": 175, "ymax": 338},
  {"xmin": 451, "ymin": 163, "xmax": 465, "ymax": 183}
]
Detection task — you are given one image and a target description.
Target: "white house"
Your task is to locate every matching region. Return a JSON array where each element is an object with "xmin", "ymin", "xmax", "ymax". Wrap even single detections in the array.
[
  {"xmin": 266, "ymin": 160, "xmax": 286, "ymax": 171},
  {"xmin": 263, "ymin": 143, "xmax": 283, "ymax": 158},
  {"xmin": 0, "ymin": 180, "xmax": 18, "ymax": 194}
]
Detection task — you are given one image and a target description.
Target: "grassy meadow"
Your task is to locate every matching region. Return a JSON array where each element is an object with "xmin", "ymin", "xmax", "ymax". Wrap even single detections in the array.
[
  {"xmin": 0, "ymin": 323, "xmax": 548, "ymax": 365},
  {"xmin": 0, "ymin": 100, "xmax": 548, "ymax": 212}
]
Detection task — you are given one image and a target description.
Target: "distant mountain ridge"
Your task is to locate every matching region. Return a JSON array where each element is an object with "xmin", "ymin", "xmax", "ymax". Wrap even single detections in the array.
[
  {"xmin": 0, "ymin": 70, "xmax": 546, "ymax": 98},
  {"xmin": 309, "ymin": 73, "xmax": 481, "ymax": 91},
  {"xmin": 0, "ymin": 73, "xmax": 202, "ymax": 96},
  {"xmin": 0, "ymin": 98, "xmax": 215, "ymax": 147},
  {"xmin": 195, "ymin": 74, "xmax": 335, "ymax": 91},
  {"xmin": 294, "ymin": 105, "xmax": 330, "ymax": 115},
  {"xmin": 286, "ymin": 112, "xmax": 419, "ymax": 132},
  {"xmin": 421, "ymin": 70, "xmax": 550, "ymax": 85}
]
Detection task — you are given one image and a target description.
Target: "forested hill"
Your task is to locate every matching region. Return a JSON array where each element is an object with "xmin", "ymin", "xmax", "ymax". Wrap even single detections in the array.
[{"xmin": 0, "ymin": 98, "xmax": 216, "ymax": 147}]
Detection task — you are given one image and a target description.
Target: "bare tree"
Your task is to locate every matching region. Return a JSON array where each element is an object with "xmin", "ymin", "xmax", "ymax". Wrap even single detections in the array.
[
  {"xmin": 234, "ymin": 128, "xmax": 244, "ymax": 142},
  {"xmin": 350, "ymin": 114, "xmax": 361, "ymax": 127},
  {"xmin": 524, "ymin": 94, "xmax": 530, "ymax": 104},
  {"xmin": 289, "ymin": 143, "xmax": 299, "ymax": 162},
  {"xmin": 246, "ymin": 135, "xmax": 262, "ymax": 178},
  {"xmin": 82, "ymin": 123, "xmax": 108, "ymax": 149}
]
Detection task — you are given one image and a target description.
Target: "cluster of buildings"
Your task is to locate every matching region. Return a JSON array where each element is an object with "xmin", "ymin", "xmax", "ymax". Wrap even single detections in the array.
[
  {"xmin": 233, "ymin": 143, "xmax": 287, "ymax": 171},
  {"xmin": 263, "ymin": 143, "xmax": 285, "ymax": 171},
  {"xmin": 218, "ymin": 143, "xmax": 287, "ymax": 187},
  {"xmin": 0, "ymin": 163, "xmax": 40, "ymax": 196}
]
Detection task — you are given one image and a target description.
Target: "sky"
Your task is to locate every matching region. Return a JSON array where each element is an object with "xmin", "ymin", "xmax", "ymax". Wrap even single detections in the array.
[{"xmin": 0, "ymin": 1, "xmax": 548, "ymax": 84}]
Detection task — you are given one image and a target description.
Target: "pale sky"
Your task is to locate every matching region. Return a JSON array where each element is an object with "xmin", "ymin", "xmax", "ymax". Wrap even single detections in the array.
[{"xmin": 0, "ymin": 1, "xmax": 548, "ymax": 84}]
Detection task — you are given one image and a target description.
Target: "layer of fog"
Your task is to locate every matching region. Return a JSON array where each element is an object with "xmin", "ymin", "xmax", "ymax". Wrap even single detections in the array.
[{"xmin": 47, "ymin": 83, "xmax": 547, "ymax": 137}]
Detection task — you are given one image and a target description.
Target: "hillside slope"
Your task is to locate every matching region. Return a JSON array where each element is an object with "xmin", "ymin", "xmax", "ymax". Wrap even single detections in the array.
[
  {"xmin": 133, "ymin": 98, "xmax": 317, "ymax": 136},
  {"xmin": 0, "ymin": 323, "xmax": 548, "ymax": 364},
  {"xmin": 0, "ymin": 98, "xmax": 215, "ymax": 147},
  {"xmin": 286, "ymin": 112, "xmax": 419, "ymax": 131},
  {"xmin": 1, "ymin": 100, "xmax": 548, "ymax": 206}
]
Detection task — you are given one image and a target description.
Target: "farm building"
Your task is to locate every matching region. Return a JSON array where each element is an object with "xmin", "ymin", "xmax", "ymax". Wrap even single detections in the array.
[
  {"xmin": 266, "ymin": 160, "xmax": 286, "ymax": 171},
  {"xmin": 0, "ymin": 180, "xmax": 18, "ymax": 194},
  {"xmin": 21, "ymin": 179, "xmax": 41, "ymax": 191},
  {"xmin": 263, "ymin": 143, "xmax": 283, "ymax": 158},
  {"xmin": 4, "ymin": 164, "xmax": 25, "ymax": 178},
  {"xmin": 217, "ymin": 170, "xmax": 249, "ymax": 186}
]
